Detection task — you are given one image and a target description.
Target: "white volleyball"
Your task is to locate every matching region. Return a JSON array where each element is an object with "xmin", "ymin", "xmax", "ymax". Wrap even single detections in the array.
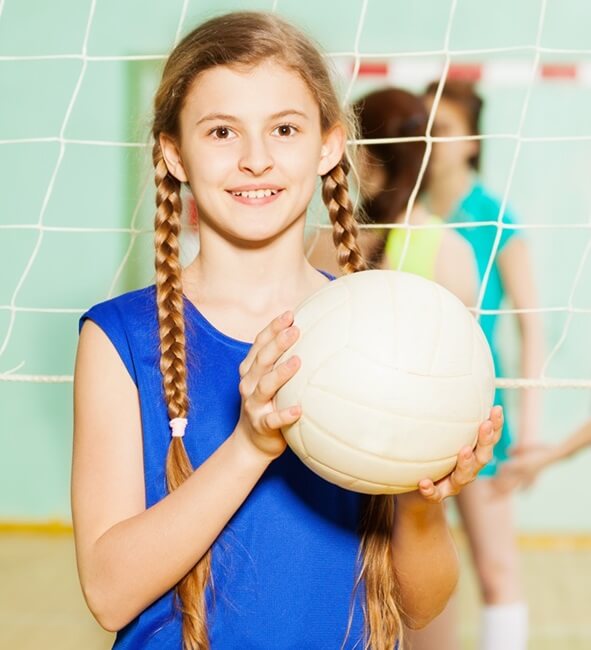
[{"xmin": 275, "ymin": 270, "xmax": 495, "ymax": 495}]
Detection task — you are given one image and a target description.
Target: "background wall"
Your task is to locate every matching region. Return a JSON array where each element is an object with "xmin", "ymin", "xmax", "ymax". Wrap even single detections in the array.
[{"xmin": 1, "ymin": 0, "xmax": 590, "ymax": 530}]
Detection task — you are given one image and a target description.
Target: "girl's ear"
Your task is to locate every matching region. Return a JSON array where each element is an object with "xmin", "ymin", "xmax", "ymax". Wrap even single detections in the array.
[
  {"xmin": 318, "ymin": 124, "xmax": 347, "ymax": 176},
  {"xmin": 159, "ymin": 133, "xmax": 189, "ymax": 183}
]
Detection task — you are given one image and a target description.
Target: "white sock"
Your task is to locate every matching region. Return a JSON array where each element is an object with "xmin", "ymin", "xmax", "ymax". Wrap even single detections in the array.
[{"xmin": 480, "ymin": 601, "xmax": 528, "ymax": 650}]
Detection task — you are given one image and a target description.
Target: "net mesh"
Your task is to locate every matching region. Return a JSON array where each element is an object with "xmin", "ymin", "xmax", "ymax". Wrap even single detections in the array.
[{"xmin": 1, "ymin": 0, "xmax": 590, "ymax": 395}]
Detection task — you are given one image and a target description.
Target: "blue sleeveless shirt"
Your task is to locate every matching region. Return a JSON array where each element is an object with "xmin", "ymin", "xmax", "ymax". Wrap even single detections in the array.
[{"xmin": 80, "ymin": 285, "xmax": 370, "ymax": 649}]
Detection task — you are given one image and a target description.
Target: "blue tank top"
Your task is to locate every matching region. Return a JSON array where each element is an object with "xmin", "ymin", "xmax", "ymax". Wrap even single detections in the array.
[{"xmin": 79, "ymin": 285, "xmax": 369, "ymax": 649}]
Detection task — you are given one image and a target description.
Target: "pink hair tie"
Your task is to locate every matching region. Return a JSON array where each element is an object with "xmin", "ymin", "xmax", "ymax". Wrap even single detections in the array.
[{"xmin": 170, "ymin": 417, "xmax": 188, "ymax": 438}]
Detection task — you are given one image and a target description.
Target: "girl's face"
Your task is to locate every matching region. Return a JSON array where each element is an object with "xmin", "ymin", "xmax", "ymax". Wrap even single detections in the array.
[
  {"xmin": 424, "ymin": 95, "xmax": 478, "ymax": 178},
  {"xmin": 160, "ymin": 60, "xmax": 344, "ymax": 246}
]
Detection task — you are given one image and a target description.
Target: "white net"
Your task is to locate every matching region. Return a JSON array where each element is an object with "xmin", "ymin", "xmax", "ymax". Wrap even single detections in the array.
[
  {"xmin": 2, "ymin": 5, "xmax": 590, "ymax": 647},
  {"xmin": 2, "ymin": 0, "xmax": 590, "ymax": 394}
]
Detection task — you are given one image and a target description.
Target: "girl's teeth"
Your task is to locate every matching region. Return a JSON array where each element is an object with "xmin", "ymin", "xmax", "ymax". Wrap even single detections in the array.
[{"xmin": 234, "ymin": 189, "xmax": 277, "ymax": 199}]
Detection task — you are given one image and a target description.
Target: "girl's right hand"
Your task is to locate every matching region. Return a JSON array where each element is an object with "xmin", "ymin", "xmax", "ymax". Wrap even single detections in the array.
[{"xmin": 234, "ymin": 310, "xmax": 302, "ymax": 460}]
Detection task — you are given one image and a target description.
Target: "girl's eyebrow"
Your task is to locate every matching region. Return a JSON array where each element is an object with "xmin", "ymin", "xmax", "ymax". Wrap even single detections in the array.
[
  {"xmin": 195, "ymin": 109, "xmax": 309, "ymax": 126},
  {"xmin": 268, "ymin": 109, "xmax": 309, "ymax": 121}
]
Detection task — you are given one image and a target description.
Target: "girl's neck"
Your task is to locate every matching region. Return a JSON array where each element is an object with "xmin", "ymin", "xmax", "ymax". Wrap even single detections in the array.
[
  {"xmin": 397, "ymin": 202, "xmax": 431, "ymax": 224},
  {"xmin": 426, "ymin": 166, "xmax": 473, "ymax": 220},
  {"xmin": 182, "ymin": 228, "xmax": 324, "ymax": 318}
]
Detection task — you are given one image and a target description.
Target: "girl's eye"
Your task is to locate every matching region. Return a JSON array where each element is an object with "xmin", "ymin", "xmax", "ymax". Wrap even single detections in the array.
[
  {"xmin": 273, "ymin": 124, "xmax": 297, "ymax": 137},
  {"xmin": 210, "ymin": 126, "xmax": 235, "ymax": 140}
]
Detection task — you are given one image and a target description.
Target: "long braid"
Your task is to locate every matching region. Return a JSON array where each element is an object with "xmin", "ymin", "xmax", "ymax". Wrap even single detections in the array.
[
  {"xmin": 321, "ymin": 157, "xmax": 367, "ymax": 274},
  {"xmin": 357, "ymin": 496, "xmax": 404, "ymax": 650},
  {"xmin": 153, "ymin": 141, "xmax": 212, "ymax": 650},
  {"xmin": 323, "ymin": 157, "xmax": 403, "ymax": 649}
]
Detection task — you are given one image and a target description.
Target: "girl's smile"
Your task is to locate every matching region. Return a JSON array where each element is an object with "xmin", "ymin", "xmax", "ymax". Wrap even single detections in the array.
[
  {"xmin": 159, "ymin": 60, "xmax": 343, "ymax": 247},
  {"xmin": 226, "ymin": 184, "xmax": 285, "ymax": 206}
]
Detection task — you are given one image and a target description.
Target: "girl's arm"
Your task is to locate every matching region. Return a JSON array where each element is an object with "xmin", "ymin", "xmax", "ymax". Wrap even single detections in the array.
[
  {"xmin": 72, "ymin": 313, "xmax": 300, "ymax": 632},
  {"xmin": 497, "ymin": 237, "xmax": 544, "ymax": 449},
  {"xmin": 552, "ymin": 418, "xmax": 591, "ymax": 460},
  {"xmin": 391, "ymin": 497, "xmax": 459, "ymax": 629},
  {"xmin": 392, "ymin": 408, "xmax": 502, "ymax": 627},
  {"xmin": 497, "ymin": 418, "xmax": 591, "ymax": 490},
  {"xmin": 435, "ymin": 230, "xmax": 478, "ymax": 308}
]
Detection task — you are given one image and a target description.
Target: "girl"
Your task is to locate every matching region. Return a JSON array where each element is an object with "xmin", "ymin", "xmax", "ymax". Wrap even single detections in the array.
[
  {"xmin": 353, "ymin": 86, "xmax": 477, "ymax": 308},
  {"xmin": 306, "ymin": 87, "xmax": 477, "ymax": 313},
  {"xmin": 412, "ymin": 80, "xmax": 545, "ymax": 650},
  {"xmin": 71, "ymin": 13, "xmax": 503, "ymax": 650}
]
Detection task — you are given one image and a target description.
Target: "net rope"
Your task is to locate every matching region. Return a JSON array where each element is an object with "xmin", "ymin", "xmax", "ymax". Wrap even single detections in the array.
[{"xmin": 1, "ymin": 0, "xmax": 590, "ymax": 390}]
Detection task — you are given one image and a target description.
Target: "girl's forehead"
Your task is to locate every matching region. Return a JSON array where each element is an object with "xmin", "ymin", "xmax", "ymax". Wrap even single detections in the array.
[{"xmin": 184, "ymin": 61, "xmax": 319, "ymax": 118}]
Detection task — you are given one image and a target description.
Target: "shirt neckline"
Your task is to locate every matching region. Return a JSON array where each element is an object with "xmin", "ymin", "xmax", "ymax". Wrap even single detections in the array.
[
  {"xmin": 182, "ymin": 294, "xmax": 253, "ymax": 350},
  {"xmin": 180, "ymin": 269, "xmax": 335, "ymax": 350}
]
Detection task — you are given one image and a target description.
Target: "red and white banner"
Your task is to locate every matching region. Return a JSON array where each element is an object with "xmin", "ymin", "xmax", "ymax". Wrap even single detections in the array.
[{"xmin": 336, "ymin": 59, "xmax": 591, "ymax": 86}]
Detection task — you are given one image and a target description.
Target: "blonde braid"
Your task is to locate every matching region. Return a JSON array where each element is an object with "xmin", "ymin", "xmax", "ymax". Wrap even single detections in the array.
[
  {"xmin": 358, "ymin": 495, "xmax": 404, "ymax": 650},
  {"xmin": 323, "ymin": 157, "xmax": 403, "ymax": 649},
  {"xmin": 153, "ymin": 141, "xmax": 212, "ymax": 650},
  {"xmin": 321, "ymin": 157, "xmax": 367, "ymax": 274}
]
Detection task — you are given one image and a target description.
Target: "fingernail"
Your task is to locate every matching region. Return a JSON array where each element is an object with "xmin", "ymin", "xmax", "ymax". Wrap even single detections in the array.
[{"xmin": 287, "ymin": 356, "xmax": 299, "ymax": 369}]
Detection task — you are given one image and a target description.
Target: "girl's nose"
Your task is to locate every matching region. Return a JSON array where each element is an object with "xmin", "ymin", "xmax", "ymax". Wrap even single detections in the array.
[{"xmin": 238, "ymin": 135, "xmax": 274, "ymax": 176}]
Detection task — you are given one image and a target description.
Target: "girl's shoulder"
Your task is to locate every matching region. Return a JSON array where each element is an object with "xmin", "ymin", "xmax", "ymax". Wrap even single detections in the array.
[
  {"xmin": 78, "ymin": 285, "xmax": 158, "ymax": 385},
  {"xmin": 79, "ymin": 285, "xmax": 157, "ymax": 334},
  {"xmin": 462, "ymin": 182, "xmax": 518, "ymax": 225}
]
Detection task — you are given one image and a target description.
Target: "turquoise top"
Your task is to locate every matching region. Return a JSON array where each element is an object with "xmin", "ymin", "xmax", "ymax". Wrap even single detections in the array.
[
  {"xmin": 448, "ymin": 180, "xmax": 521, "ymax": 470},
  {"xmin": 449, "ymin": 181, "xmax": 519, "ymax": 351}
]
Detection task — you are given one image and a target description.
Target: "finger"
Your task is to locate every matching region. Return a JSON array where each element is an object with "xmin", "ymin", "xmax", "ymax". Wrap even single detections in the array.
[
  {"xmin": 417, "ymin": 478, "xmax": 444, "ymax": 503},
  {"xmin": 490, "ymin": 405, "xmax": 504, "ymax": 435},
  {"xmin": 263, "ymin": 405, "xmax": 302, "ymax": 431},
  {"xmin": 449, "ymin": 445, "xmax": 479, "ymax": 490},
  {"xmin": 253, "ymin": 355, "xmax": 301, "ymax": 404},
  {"xmin": 248, "ymin": 325, "xmax": 299, "ymax": 386},
  {"xmin": 239, "ymin": 311, "xmax": 294, "ymax": 378},
  {"xmin": 417, "ymin": 446, "xmax": 474, "ymax": 503},
  {"xmin": 473, "ymin": 421, "xmax": 496, "ymax": 467}
]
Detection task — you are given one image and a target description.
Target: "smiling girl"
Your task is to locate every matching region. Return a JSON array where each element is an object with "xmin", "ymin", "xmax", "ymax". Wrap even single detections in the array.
[{"xmin": 71, "ymin": 12, "xmax": 503, "ymax": 650}]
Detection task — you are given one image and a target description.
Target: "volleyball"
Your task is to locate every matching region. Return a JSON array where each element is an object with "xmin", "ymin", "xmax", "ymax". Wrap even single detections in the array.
[{"xmin": 275, "ymin": 270, "xmax": 496, "ymax": 494}]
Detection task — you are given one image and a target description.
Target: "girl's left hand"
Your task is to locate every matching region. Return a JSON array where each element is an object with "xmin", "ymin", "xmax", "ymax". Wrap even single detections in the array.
[{"xmin": 416, "ymin": 406, "xmax": 504, "ymax": 503}]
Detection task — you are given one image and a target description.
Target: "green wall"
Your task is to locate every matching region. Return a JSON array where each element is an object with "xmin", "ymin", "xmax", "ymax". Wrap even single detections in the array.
[{"xmin": 1, "ymin": 0, "xmax": 590, "ymax": 530}]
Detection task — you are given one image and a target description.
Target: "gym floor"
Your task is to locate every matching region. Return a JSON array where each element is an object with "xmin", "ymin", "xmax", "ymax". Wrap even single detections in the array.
[{"xmin": 0, "ymin": 530, "xmax": 589, "ymax": 649}]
